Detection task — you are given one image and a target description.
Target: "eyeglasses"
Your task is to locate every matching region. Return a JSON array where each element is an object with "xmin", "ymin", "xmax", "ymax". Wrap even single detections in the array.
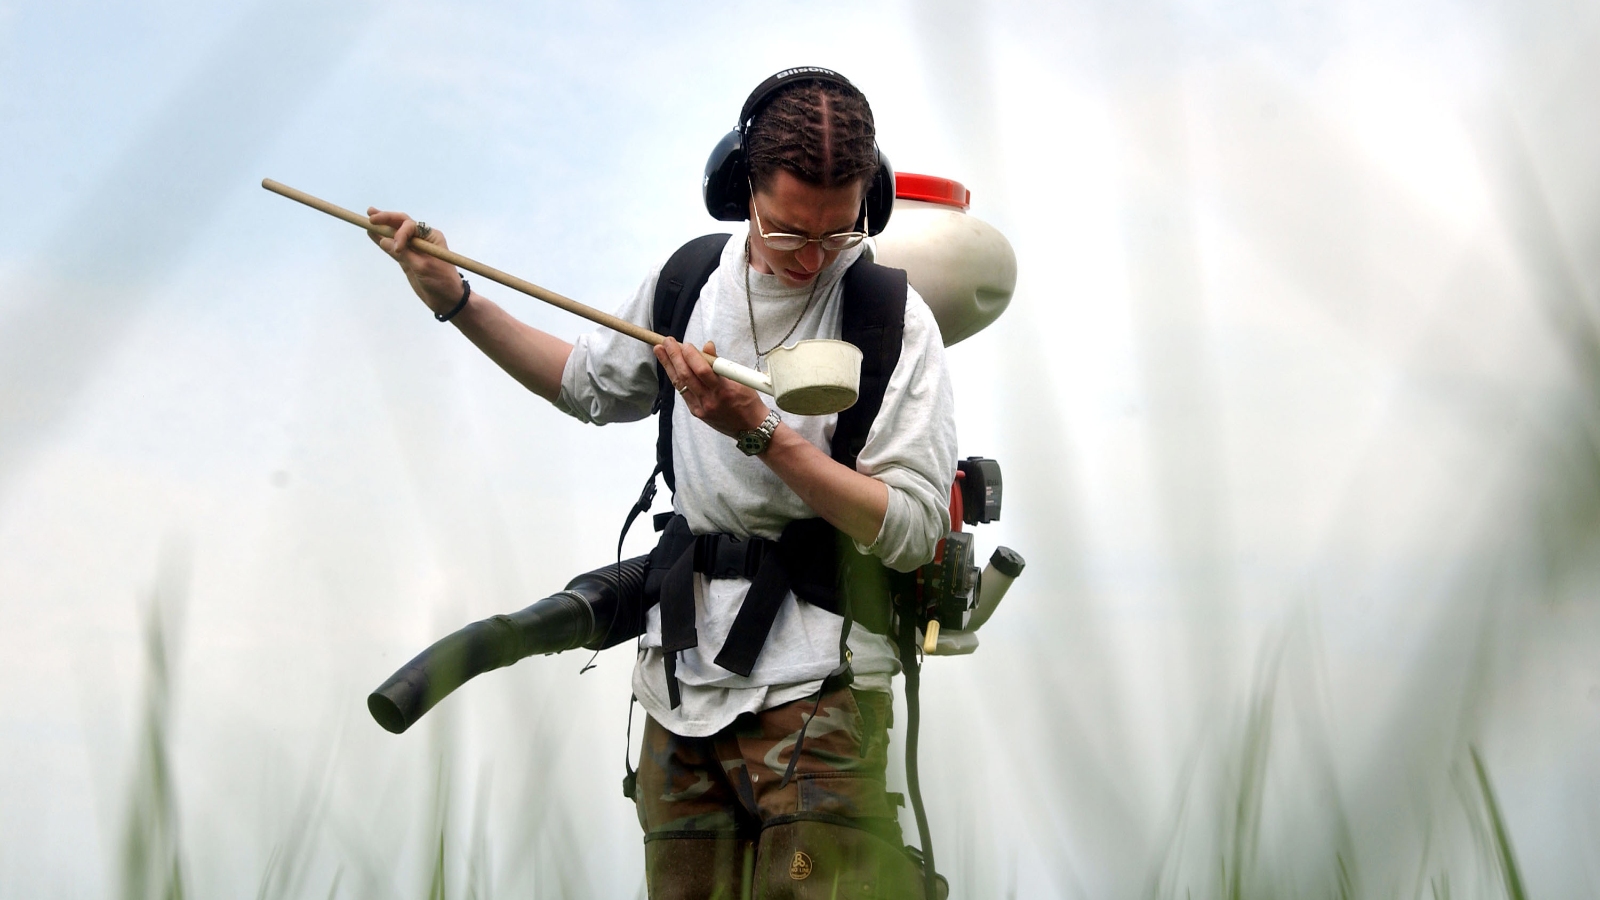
[{"xmin": 749, "ymin": 182, "xmax": 868, "ymax": 253}]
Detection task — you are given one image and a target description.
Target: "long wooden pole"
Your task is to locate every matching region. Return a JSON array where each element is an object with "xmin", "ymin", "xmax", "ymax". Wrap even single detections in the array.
[{"xmin": 261, "ymin": 178, "xmax": 664, "ymax": 347}]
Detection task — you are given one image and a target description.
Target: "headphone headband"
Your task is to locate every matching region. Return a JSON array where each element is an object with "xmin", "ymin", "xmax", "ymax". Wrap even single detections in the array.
[
  {"xmin": 704, "ymin": 67, "xmax": 893, "ymax": 236},
  {"xmin": 738, "ymin": 66, "xmax": 859, "ymax": 131}
]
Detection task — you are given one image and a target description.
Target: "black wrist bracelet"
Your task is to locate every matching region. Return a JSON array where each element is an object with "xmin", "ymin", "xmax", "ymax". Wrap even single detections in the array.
[{"xmin": 436, "ymin": 277, "xmax": 471, "ymax": 322}]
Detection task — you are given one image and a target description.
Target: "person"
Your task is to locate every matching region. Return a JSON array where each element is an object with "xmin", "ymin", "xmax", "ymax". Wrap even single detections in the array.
[{"xmin": 369, "ymin": 67, "xmax": 956, "ymax": 899}]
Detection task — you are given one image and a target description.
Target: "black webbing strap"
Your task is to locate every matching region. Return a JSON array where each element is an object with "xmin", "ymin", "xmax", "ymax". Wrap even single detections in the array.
[
  {"xmin": 657, "ymin": 531, "xmax": 699, "ymax": 709},
  {"xmin": 714, "ymin": 517, "xmax": 838, "ymax": 676},
  {"xmin": 652, "ymin": 515, "xmax": 843, "ymax": 705},
  {"xmin": 716, "ymin": 550, "xmax": 790, "ymax": 676},
  {"xmin": 652, "ymin": 233, "xmax": 734, "ymax": 494},
  {"xmin": 830, "ymin": 259, "xmax": 907, "ymax": 471}
]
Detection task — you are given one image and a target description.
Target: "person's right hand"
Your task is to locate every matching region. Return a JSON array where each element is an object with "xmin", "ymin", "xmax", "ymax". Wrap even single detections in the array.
[{"xmin": 367, "ymin": 208, "xmax": 464, "ymax": 317}]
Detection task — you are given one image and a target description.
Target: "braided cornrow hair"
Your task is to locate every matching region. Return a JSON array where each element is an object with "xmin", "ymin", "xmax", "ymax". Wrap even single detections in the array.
[{"xmin": 745, "ymin": 78, "xmax": 879, "ymax": 192}]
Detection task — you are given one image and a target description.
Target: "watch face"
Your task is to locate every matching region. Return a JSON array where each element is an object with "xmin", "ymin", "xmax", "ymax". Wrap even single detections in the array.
[{"xmin": 737, "ymin": 410, "xmax": 778, "ymax": 456}]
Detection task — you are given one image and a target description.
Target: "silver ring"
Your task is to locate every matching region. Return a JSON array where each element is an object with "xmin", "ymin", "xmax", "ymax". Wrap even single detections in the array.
[
  {"xmin": 676, "ymin": 384, "xmax": 689, "ymax": 394},
  {"xmin": 415, "ymin": 221, "xmax": 432, "ymax": 239}
]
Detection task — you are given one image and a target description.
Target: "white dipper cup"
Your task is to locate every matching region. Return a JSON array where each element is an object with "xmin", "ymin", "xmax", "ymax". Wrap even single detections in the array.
[{"xmin": 719, "ymin": 340, "xmax": 863, "ymax": 416}]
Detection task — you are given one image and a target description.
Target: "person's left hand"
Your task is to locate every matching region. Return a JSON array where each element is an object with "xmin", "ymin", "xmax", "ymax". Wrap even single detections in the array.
[{"xmin": 655, "ymin": 339, "xmax": 772, "ymax": 438}]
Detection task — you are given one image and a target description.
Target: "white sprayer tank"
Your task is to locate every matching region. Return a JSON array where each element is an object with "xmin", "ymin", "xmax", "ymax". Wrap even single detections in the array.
[{"xmin": 869, "ymin": 173, "xmax": 1017, "ymax": 346}]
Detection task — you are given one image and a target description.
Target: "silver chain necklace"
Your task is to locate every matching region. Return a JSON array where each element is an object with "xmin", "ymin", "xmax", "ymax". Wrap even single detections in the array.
[{"xmin": 745, "ymin": 239, "xmax": 821, "ymax": 358}]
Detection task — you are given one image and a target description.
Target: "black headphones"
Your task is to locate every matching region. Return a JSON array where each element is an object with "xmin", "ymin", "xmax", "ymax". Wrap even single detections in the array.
[{"xmin": 702, "ymin": 66, "xmax": 895, "ymax": 236}]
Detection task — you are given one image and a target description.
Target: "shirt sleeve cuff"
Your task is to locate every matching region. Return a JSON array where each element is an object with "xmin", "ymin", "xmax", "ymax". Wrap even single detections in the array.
[{"xmin": 854, "ymin": 479, "xmax": 949, "ymax": 573}]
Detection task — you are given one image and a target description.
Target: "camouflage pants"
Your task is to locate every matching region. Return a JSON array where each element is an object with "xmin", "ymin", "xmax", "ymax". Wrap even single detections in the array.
[{"xmin": 636, "ymin": 686, "xmax": 928, "ymax": 899}]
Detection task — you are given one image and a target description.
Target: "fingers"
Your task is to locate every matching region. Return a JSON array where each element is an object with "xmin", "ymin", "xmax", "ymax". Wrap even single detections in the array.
[
  {"xmin": 678, "ymin": 340, "xmax": 717, "ymax": 384},
  {"xmin": 366, "ymin": 208, "xmax": 384, "ymax": 247},
  {"xmin": 658, "ymin": 338, "xmax": 736, "ymax": 394},
  {"xmin": 393, "ymin": 217, "xmax": 416, "ymax": 253},
  {"xmin": 656, "ymin": 339, "xmax": 710, "ymax": 399},
  {"xmin": 365, "ymin": 208, "xmax": 439, "ymax": 256},
  {"xmin": 366, "ymin": 208, "xmax": 392, "ymax": 252},
  {"xmin": 654, "ymin": 341, "xmax": 699, "ymax": 420},
  {"xmin": 655, "ymin": 338, "xmax": 769, "ymax": 436},
  {"xmin": 654, "ymin": 339, "xmax": 693, "ymax": 392},
  {"xmin": 659, "ymin": 338, "xmax": 730, "ymax": 403},
  {"xmin": 366, "ymin": 207, "xmax": 411, "ymax": 254}
]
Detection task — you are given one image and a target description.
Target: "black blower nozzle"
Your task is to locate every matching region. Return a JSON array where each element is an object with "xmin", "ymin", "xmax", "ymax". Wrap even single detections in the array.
[{"xmin": 368, "ymin": 554, "xmax": 650, "ymax": 734}]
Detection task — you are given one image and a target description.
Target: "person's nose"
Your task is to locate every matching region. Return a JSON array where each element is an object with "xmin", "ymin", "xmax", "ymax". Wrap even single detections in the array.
[{"xmin": 796, "ymin": 241, "xmax": 825, "ymax": 272}]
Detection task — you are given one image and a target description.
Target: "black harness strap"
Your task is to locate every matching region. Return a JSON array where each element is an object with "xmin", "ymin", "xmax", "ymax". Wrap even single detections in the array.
[
  {"xmin": 713, "ymin": 516, "xmax": 837, "ymax": 677},
  {"xmin": 833, "ymin": 260, "xmax": 907, "ymax": 468},
  {"xmin": 653, "ymin": 233, "xmax": 734, "ymax": 494}
]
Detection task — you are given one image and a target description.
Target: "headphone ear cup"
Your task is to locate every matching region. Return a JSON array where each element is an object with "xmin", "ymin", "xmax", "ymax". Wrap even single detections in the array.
[
  {"xmin": 863, "ymin": 149, "xmax": 895, "ymax": 236},
  {"xmin": 703, "ymin": 129, "xmax": 751, "ymax": 222}
]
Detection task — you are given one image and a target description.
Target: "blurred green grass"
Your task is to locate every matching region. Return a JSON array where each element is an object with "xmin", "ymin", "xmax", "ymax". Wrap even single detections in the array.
[{"xmin": 120, "ymin": 581, "xmax": 1536, "ymax": 900}]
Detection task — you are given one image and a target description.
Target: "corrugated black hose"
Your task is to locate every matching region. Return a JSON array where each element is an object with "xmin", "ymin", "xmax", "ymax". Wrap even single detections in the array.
[{"xmin": 367, "ymin": 554, "xmax": 651, "ymax": 734}]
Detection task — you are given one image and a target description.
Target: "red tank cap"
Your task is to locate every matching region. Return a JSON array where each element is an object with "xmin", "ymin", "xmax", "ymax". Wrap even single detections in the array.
[{"xmin": 895, "ymin": 173, "xmax": 971, "ymax": 210}]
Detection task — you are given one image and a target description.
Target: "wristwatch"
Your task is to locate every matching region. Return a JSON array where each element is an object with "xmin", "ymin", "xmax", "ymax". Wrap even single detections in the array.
[{"xmin": 736, "ymin": 409, "xmax": 781, "ymax": 456}]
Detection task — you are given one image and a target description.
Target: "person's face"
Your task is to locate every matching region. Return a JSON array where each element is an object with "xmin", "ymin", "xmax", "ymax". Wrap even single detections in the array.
[{"xmin": 746, "ymin": 169, "xmax": 866, "ymax": 288}]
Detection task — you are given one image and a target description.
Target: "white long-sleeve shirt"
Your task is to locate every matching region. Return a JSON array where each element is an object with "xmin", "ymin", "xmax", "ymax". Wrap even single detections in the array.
[{"xmin": 556, "ymin": 236, "xmax": 957, "ymax": 737}]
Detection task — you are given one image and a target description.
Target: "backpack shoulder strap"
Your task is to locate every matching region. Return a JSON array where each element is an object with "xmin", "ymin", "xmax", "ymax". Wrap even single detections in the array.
[
  {"xmin": 831, "ymin": 258, "xmax": 908, "ymax": 472},
  {"xmin": 653, "ymin": 233, "xmax": 733, "ymax": 493},
  {"xmin": 831, "ymin": 259, "xmax": 909, "ymax": 642}
]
